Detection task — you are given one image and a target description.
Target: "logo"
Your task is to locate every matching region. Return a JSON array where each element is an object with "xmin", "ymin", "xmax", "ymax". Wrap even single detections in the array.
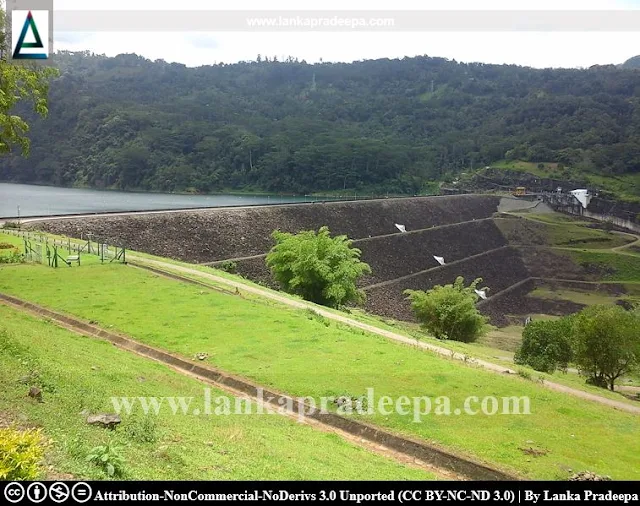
[
  {"xmin": 71, "ymin": 482, "xmax": 92, "ymax": 503},
  {"xmin": 4, "ymin": 482, "xmax": 25, "ymax": 504},
  {"xmin": 12, "ymin": 10, "xmax": 49, "ymax": 60},
  {"xmin": 26, "ymin": 482, "xmax": 48, "ymax": 503},
  {"xmin": 49, "ymin": 482, "xmax": 71, "ymax": 503}
]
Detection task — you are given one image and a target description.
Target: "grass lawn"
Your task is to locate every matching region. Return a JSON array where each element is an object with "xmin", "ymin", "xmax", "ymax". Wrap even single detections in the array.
[
  {"xmin": 1, "ymin": 263, "xmax": 639, "ymax": 480},
  {"xmin": 0, "ymin": 305, "xmax": 434, "ymax": 480}
]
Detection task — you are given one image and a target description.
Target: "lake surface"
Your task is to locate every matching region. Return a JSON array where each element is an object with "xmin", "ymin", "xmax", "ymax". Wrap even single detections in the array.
[{"xmin": 0, "ymin": 183, "xmax": 336, "ymax": 218}]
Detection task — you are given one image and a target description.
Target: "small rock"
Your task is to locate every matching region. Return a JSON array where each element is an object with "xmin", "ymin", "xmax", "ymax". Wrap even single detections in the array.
[
  {"xmin": 195, "ymin": 353, "xmax": 209, "ymax": 361},
  {"xmin": 80, "ymin": 409, "xmax": 90, "ymax": 416},
  {"xmin": 91, "ymin": 366, "xmax": 97, "ymax": 371},
  {"xmin": 335, "ymin": 396, "xmax": 352, "ymax": 408},
  {"xmin": 28, "ymin": 387, "xmax": 43, "ymax": 402},
  {"xmin": 86, "ymin": 413, "xmax": 121, "ymax": 430},
  {"xmin": 137, "ymin": 376, "xmax": 146, "ymax": 382},
  {"xmin": 568, "ymin": 471, "xmax": 612, "ymax": 481},
  {"xmin": 18, "ymin": 375, "xmax": 31, "ymax": 385}
]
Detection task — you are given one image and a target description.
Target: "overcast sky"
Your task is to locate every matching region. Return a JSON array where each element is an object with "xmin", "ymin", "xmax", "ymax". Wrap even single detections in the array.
[{"xmin": 52, "ymin": 0, "xmax": 640, "ymax": 69}]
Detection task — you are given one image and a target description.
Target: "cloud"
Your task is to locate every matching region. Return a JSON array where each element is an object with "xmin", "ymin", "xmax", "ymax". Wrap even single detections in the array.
[
  {"xmin": 52, "ymin": 0, "xmax": 639, "ymax": 68},
  {"xmin": 54, "ymin": 31, "xmax": 94, "ymax": 45},
  {"xmin": 184, "ymin": 34, "xmax": 219, "ymax": 49}
]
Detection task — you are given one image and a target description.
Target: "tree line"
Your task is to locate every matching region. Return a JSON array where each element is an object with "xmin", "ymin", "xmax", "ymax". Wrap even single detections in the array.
[{"xmin": 3, "ymin": 51, "xmax": 640, "ymax": 194}]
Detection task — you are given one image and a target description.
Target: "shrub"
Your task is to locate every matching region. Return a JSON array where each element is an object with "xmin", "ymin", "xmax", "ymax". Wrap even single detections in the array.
[
  {"xmin": 0, "ymin": 242, "xmax": 15, "ymax": 249},
  {"xmin": 0, "ymin": 251, "xmax": 24, "ymax": 264},
  {"xmin": 217, "ymin": 260, "xmax": 237, "ymax": 274},
  {"xmin": 405, "ymin": 277, "xmax": 489, "ymax": 343},
  {"xmin": 514, "ymin": 318, "xmax": 573, "ymax": 374},
  {"xmin": 1, "ymin": 221, "xmax": 20, "ymax": 229},
  {"xmin": 0, "ymin": 428, "xmax": 46, "ymax": 480},
  {"xmin": 86, "ymin": 444, "xmax": 126, "ymax": 477},
  {"xmin": 266, "ymin": 226, "xmax": 371, "ymax": 308},
  {"xmin": 123, "ymin": 415, "xmax": 158, "ymax": 443}
]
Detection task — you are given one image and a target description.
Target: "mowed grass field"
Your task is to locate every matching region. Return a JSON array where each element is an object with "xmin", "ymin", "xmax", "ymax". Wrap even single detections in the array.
[
  {"xmin": 0, "ymin": 305, "xmax": 434, "ymax": 480},
  {"xmin": 0, "ymin": 263, "xmax": 638, "ymax": 479}
]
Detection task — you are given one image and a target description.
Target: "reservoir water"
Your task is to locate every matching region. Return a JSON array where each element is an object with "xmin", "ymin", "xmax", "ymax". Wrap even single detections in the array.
[{"xmin": 0, "ymin": 183, "xmax": 333, "ymax": 218}]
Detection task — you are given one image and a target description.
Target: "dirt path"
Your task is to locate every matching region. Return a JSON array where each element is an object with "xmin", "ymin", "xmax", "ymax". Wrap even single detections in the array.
[
  {"xmin": 611, "ymin": 233, "xmax": 640, "ymax": 252},
  {"xmin": 129, "ymin": 255, "xmax": 640, "ymax": 415}
]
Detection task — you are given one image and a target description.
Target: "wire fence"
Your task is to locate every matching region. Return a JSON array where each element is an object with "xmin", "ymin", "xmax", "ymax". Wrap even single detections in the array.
[{"xmin": 0, "ymin": 228, "xmax": 126, "ymax": 267}]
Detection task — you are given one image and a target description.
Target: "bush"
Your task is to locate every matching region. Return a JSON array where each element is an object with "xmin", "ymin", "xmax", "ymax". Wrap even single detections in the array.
[
  {"xmin": 217, "ymin": 260, "xmax": 237, "ymax": 274},
  {"xmin": 266, "ymin": 226, "xmax": 371, "ymax": 308},
  {"xmin": 0, "ymin": 251, "xmax": 24, "ymax": 264},
  {"xmin": 1, "ymin": 221, "xmax": 20, "ymax": 229},
  {"xmin": 514, "ymin": 318, "xmax": 573, "ymax": 374},
  {"xmin": 405, "ymin": 277, "xmax": 489, "ymax": 343},
  {"xmin": 0, "ymin": 428, "xmax": 46, "ymax": 480},
  {"xmin": 123, "ymin": 415, "xmax": 158, "ymax": 443},
  {"xmin": 572, "ymin": 305, "xmax": 640, "ymax": 391},
  {"xmin": 86, "ymin": 444, "xmax": 126, "ymax": 477}
]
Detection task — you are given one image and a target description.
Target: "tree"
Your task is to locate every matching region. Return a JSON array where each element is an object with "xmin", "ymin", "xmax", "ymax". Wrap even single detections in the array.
[
  {"xmin": 514, "ymin": 318, "xmax": 573, "ymax": 373},
  {"xmin": 571, "ymin": 305, "xmax": 640, "ymax": 391},
  {"xmin": 0, "ymin": 6, "xmax": 57, "ymax": 155},
  {"xmin": 405, "ymin": 277, "xmax": 489, "ymax": 343},
  {"xmin": 265, "ymin": 226, "xmax": 371, "ymax": 308}
]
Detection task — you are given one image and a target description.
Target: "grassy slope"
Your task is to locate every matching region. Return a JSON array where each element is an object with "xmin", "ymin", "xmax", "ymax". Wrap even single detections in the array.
[
  {"xmin": 0, "ymin": 264, "xmax": 638, "ymax": 479},
  {"xmin": 3, "ymin": 220, "xmax": 638, "ymax": 405},
  {"xmin": 496, "ymin": 214, "xmax": 634, "ymax": 249},
  {"xmin": 567, "ymin": 251, "xmax": 640, "ymax": 281},
  {"xmin": 0, "ymin": 305, "xmax": 434, "ymax": 480}
]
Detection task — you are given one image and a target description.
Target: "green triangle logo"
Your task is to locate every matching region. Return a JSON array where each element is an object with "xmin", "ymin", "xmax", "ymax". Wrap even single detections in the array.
[{"xmin": 13, "ymin": 11, "xmax": 47, "ymax": 59}]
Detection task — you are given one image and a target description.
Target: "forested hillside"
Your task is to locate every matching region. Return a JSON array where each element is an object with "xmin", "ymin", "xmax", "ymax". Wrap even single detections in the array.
[{"xmin": 3, "ymin": 51, "xmax": 640, "ymax": 195}]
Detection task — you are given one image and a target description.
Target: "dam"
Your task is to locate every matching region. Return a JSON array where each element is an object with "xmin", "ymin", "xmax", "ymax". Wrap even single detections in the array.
[{"xmin": 25, "ymin": 194, "xmax": 618, "ymax": 326}]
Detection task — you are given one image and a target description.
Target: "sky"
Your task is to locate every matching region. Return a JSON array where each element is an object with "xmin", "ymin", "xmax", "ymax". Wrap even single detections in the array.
[{"xmin": 51, "ymin": 0, "xmax": 640, "ymax": 69}]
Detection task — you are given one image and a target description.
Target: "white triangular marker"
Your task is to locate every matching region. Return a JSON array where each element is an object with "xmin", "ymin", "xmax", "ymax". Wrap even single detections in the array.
[
  {"xmin": 434, "ymin": 256, "xmax": 445, "ymax": 266},
  {"xmin": 475, "ymin": 289, "xmax": 487, "ymax": 300},
  {"xmin": 395, "ymin": 224, "xmax": 407, "ymax": 233}
]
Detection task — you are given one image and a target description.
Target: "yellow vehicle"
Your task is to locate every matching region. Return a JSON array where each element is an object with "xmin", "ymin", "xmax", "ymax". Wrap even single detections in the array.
[{"xmin": 513, "ymin": 186, "xmax": 526, "ymax": 196}]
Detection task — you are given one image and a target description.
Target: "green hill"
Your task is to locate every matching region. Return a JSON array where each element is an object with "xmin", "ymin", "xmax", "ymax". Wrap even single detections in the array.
[
  {"xmin": 621, "ymin": 55, "xmax": 640, "ymax": 69},
  {"xmin": 4, "ymin": 51, "xmax": 640, "ymax": 196}
]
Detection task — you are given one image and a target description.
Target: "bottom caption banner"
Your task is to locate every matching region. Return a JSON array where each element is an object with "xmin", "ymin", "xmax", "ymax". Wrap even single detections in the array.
[{"xmin": 2, "ymin": 481, "xmax": 638, "ymax": 504}]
